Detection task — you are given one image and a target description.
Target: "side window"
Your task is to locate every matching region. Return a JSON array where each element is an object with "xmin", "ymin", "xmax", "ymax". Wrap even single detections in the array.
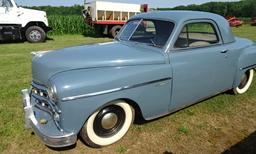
[
  {"xmin": 6, "ymin": 0, "xmax": 13, "ymax": 7},
  {"xmin": 174, "ymin": 22, "xmax": 219, "ymax": 48},
  {"xmin": 0, "ymin": 0, "xmax": 13, "ymax": 7},
  {"xmin": 0, "ymin": 0, "xmax": 3, "ymax": 7}
]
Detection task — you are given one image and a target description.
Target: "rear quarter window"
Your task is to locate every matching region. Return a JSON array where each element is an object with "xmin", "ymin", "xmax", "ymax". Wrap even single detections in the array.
[{"xmin": 175, "ymin": 22, "xmax": 219, "ymax": 48}]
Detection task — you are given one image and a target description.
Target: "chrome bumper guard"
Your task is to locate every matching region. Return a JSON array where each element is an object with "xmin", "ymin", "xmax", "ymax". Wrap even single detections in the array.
[{"xmin": 21, "ymin": 89, "xmax": 77, "ymax": 148}]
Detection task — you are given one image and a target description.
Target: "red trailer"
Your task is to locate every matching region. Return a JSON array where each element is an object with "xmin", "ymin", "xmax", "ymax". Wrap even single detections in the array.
[
  {"xmin": 251, "ymin": 17, "xmax": 256, "ymax": 26},
  {"xmin": 226, "ymin": 16, "xmax": 243, "ymax": 27}
]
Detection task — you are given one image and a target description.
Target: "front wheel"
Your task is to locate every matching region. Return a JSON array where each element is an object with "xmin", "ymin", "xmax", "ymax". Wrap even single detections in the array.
[
  {"xmin": 25, "ymin": 26, "xmax": 46, "ymax": 43},
  {"xmin": 233, "ymin": 69, "xmax": 254, "ymax": 94},
  {"xmin": 80, "ymin": 100, "xmax": 134, "ymax": 148}
]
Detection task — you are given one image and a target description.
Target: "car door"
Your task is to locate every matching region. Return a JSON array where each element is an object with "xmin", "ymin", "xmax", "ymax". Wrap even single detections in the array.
[{"xmin": 169, "ymin": 20, "xmax": 236, "ymax": 110}]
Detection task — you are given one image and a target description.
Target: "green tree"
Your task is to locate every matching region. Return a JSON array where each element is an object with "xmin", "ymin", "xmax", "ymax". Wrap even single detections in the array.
[{"xmin": 157, "ymin": 0, "xmax": 255, "ymax": 17}]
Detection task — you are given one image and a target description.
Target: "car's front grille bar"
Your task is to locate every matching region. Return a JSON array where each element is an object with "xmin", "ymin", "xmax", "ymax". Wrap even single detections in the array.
[{"xmin": 31, "ymin": 82, "xmax": 63, "ymax": 131}]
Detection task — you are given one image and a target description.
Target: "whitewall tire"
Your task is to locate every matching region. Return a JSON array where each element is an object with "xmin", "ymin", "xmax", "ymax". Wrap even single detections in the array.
[
  {"xmin": 80, "ymin": 100, "xmax": 134, "ymax": 148},
  {"xmin": 233, "ymin": 69, "xmax": 254, "ymax": 94}
]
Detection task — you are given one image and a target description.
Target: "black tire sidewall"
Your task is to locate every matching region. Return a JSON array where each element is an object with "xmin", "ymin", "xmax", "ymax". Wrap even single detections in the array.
[{"xmin": 25, "ymin": 26, "xmax": 46, "ymax": 43}]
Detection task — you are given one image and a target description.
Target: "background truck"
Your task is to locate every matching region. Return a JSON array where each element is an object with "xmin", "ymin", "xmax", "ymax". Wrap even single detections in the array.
[
  {"xmin": 83, "ymin": 0, "xmax": 148, "ymax": 38},
  {"xmin": 0, "ymin": 0, "xmax": 51, "ymax": 43}
]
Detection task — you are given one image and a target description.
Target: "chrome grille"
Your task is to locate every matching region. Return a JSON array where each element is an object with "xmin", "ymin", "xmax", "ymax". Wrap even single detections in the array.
[
  {"xmin": 31, "ymin": 82, "xmax": 49, "ymax": 99},
  {"xmin": 32, "ymin": 87, "xmax": 48, "ymax": 98},
  {"xmin": 31, "ymin": 82, "xmax": 63, "ymax": 131}
]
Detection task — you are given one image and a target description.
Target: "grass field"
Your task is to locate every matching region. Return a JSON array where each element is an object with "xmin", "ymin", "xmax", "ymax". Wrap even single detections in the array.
[{"xmin": 0, "ymin": 25, "xmax": 256, "ymax": 154}]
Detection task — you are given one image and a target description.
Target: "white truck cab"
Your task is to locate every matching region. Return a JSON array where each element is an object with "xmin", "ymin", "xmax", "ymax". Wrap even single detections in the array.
[{"xmin": 0, "ymin": 0, "xmax": 51, "ymax": 43}]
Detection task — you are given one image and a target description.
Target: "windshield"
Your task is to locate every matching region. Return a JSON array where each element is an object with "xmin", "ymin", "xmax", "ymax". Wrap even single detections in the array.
[
  {"xmin": 117, "ymin": 19, "xmax": 174, "ymax": 48},
  {"xmin": 0, "ymin": 0, "xmax": 13, "ymax": 7}
]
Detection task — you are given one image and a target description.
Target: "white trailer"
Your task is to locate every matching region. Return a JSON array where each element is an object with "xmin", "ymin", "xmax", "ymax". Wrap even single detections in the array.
[
  {"xmin": 0, "ymin": 0, "xmax": 51, "ymax": 43},
  {"xmin": 83, "ymin": 0, "xmax": 148, "ymax": 37}
]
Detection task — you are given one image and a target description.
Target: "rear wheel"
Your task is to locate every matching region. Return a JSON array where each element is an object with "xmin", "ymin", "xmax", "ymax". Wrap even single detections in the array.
[
  {"xmin": 25, "ymin": 26, "xmax": 46, "ymax": 43},
  {"xmin": 80, "ymin": 100, "xmax": 134, "ymax": 148},
  {"xmin": 233, "ymin": 69, "xmax": 254, "ymax": 94},
  {"xmin": 109, "ymin": 25, "xmax": 122, "ymax": 38}
]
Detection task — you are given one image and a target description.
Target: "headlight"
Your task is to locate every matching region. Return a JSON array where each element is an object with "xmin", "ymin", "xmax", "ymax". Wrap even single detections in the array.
[{"xmin": 47, "ymin": 84, "xmax": 58, "ymax": 103}]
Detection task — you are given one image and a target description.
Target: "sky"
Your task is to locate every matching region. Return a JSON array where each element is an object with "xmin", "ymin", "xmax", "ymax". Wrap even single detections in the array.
[{"xmin": 15, "ymin": 0, "xmax": 239, "ymax": 8}]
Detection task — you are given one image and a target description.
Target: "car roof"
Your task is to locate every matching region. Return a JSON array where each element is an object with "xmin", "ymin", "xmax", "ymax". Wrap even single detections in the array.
[{"xmin": 130, "ymin": 11, "xmax": 235, "ymax": 44}]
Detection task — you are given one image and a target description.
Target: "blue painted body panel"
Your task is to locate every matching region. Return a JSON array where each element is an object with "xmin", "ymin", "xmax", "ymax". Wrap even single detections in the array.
[
  {"xmin": 29, "ymin": 11, "xmax": 256, "ymax": 137},
  {"xmin": 32, "ymin": 42, "xmax": 166, "ymax": 85},
  {"xmin": 169, "ymin": 44, "xmax": 237, "ymax": 109},
  {"xmin": 50, "ymin": 65, "xmax": 172, "ymax": 132}
]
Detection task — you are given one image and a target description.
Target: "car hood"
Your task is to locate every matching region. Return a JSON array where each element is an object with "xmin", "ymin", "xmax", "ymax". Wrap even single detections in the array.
[
  {"xmin": 19, "ymin": 7, "xmax": 46, "ymax": 16},
  {"xmin": 32, "ymin": 42, "xmax": 166, "ymax": 85}
]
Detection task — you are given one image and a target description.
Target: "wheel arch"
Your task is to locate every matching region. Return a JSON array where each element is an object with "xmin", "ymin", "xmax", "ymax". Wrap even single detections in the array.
[
  {"xmin": 22, "ymin": 21, "xmax": 48, "ymax": 32},
  {"xmin": 119, "ymin": 98, "xmax": 145, "ymax": 123},
  {"xmin": 78, "ymin": 98, "xmax": 144, "ymax": 133}
]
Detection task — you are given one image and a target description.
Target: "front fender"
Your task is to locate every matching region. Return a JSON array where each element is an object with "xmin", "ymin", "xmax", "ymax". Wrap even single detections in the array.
[{"xmin": 49, "ymin": 64, "xmax": 172, "ymax": 134}]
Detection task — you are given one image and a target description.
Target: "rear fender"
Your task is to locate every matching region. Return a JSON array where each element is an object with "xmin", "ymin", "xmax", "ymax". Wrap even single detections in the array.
[{"xmin": 234, "ymin": 45, "xmax": 256, "ymax": 87}]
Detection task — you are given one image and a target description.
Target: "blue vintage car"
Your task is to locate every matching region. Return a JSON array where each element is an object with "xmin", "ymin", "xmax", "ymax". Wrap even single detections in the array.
[{"xmin": 21, "ymin": 11, "xmax": 256, "ymax": 148}]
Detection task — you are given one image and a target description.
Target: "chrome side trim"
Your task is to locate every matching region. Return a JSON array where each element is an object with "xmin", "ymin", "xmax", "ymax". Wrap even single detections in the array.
[{"xmin": 62, "ymin": 77, "xmax": 172, "ymax": 102}]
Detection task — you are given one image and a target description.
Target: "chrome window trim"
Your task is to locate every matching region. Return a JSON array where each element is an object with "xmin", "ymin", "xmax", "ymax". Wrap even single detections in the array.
[{"xmin": 62, "ymin": 77, "xmax": 172, "ymax": 102}]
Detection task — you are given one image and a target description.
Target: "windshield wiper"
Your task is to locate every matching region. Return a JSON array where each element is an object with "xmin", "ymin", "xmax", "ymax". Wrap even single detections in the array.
[
  {"xmin": 147, "ymin": 39, "xmax": 162, "ymax": 48},
  {"xmin": 131, "ymin": 41, "xmax": 162, "ymax": 48},
  {"xmin": 150, "ymin": 39, "xmax": 157, "ymax": 47}
]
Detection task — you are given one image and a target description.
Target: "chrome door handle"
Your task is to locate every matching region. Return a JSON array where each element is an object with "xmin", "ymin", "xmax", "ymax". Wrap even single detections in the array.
[{"xmin": 221, "ymin": 49, "xmax": 229, "ymax": 53}]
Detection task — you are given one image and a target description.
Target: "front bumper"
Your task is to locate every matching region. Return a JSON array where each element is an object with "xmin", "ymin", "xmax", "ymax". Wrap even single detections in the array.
[{"xmin": 21, "ymin": 89, "xmax": 77, "ymax": 148}]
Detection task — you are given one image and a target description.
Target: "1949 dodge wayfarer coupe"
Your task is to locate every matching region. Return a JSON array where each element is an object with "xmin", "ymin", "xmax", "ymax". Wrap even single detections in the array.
[{"xmin": 21, "ymin": 11, "xmax": 256, "ymax": 148}]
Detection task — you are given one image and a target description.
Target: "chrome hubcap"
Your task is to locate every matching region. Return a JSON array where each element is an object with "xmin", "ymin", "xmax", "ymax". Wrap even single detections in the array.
[
  {"xmin": 29, "ymin": 30, "xmax": 41, "ymax": 41},
  {"xmin": 93, "ymin": 105, "xmax": 125, "ymax": 137},
  {"xmin": 101, "ymin": 113, "xmax": 118, "ymax": 129}
]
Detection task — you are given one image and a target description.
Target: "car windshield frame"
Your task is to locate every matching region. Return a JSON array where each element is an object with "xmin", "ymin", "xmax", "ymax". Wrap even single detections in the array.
[{"xmin": 116, "ymin": 19, "xmax": 175, "ymax": 48}]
